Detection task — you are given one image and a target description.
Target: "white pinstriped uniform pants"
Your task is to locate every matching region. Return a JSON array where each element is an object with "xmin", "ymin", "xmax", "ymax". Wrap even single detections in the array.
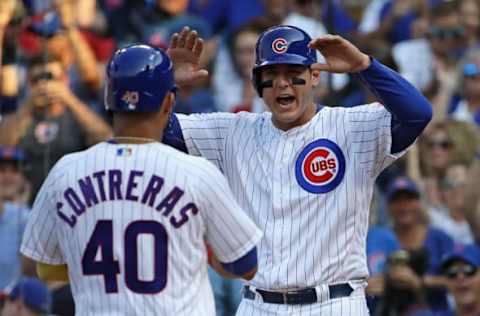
[{"xmin": 235, "ymin": 281, "xmax": 370, "ymax": 316}]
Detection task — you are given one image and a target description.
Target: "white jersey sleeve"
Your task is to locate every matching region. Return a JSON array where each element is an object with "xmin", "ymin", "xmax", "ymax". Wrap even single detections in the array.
[
  {"xmin": 191, "ymin": 159, "xmax": 262, "ymax": 263},
  {"xmin": 177, "ymin": 113, "xmax": 236, "ymax": 172},
  {"xmin": 346, "ymin": 103, "xmax": 406, "ymax": 177},
  {"xmin": 21, "ymin": 165, "xmax": 65, "ymax": 265}
]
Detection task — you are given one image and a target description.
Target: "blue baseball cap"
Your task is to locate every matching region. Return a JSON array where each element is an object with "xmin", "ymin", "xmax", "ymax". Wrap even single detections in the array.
[
  {"xmin": 0, "ymin": 146, "xmax": 25, "ymax": 162},
  {"xmin": 386, "ymin": 177, "xmax": 420, "ymax": 202},
  {"xmin": 7, "ymin": 278, "xmax": 52, "ymax": 314},
  {"xmin": 463, "ymin": 63, "xmax": 480, "ymax": 77},
  {"xmin": 441, "ymin": 245, "xmax": 480, "ymax": 270}
]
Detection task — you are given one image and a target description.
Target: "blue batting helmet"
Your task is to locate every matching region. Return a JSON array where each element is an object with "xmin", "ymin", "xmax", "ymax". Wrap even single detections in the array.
[
  {"xmin": 105, "ymin": 44, "xmax": 176, "ymax": 112},
  {"xmin": 252, "ymin": 25, "xmax": 317, "ymax": 96}
]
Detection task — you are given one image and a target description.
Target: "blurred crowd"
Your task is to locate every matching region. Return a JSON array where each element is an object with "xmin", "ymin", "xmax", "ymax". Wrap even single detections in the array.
[{"xmin": 0, "ymin": 0, "xmax": 479, "ymax": 315}]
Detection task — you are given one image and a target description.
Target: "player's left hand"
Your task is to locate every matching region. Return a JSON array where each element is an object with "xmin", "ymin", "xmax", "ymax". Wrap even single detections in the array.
[
  {"xmin": 167, "ymin": 26, "xmax": 209, "ymax": 87},
  {"xmin": 309, "ymin": 35, "xmax": 371, "ymax": 73}
]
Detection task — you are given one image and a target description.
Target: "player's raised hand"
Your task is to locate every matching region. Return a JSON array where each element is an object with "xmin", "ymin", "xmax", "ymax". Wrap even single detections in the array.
[
  {"xmin": 167, "ymin": 26, "xmax": 209, "ymax": 87},
  {"xmin": 309, "ymin": 35, "xmax": 371, "ymax": 73}
]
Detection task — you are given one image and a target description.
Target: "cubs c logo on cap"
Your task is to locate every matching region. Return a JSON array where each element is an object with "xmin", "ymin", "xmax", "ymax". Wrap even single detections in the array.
[
  {"xmin": 295, "ymin": 139, "xmax": 345, "ymax": 194},
  {"xmin": 272, "ymin": 38, "xmax": 288, "ymax": 54}
]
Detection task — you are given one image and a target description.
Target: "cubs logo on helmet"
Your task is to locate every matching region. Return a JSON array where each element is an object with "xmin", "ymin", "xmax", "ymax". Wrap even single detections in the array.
[
  {"xmin": 271, "ymin": 38, "xmax": 288, "ymax": 54},
  {"xmin": 295, "ymin": 139, "xmax": 345, "ymax": 194}
]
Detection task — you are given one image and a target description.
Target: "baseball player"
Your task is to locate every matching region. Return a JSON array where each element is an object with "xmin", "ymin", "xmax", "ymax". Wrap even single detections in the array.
[
  {"xmin": 163, "ymin": 26, "xmax": 432, "ymax": 315},
  {"xmin": 20, "ymin": 44, "xmax": 262, "ymax": 316}
]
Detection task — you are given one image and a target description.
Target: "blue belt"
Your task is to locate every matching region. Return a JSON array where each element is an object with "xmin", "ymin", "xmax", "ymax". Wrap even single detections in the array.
[{"xmin": 243, "ymin": 283, "xmax": 353, "ymax": 305}]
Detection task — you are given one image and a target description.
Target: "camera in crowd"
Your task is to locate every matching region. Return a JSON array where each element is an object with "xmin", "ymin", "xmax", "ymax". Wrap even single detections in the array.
[{"xmin": 376, "ymin": 249, "xmax": 430, "ymax": 316}]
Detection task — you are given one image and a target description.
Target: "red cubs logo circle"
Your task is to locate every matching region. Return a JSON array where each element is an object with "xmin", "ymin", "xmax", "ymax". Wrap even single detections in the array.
[
  {"xmin": 272, "ymin": 38, "xmax": 288, "ymax": 54},
  {"xmin": 295, "ymin": 139, "xmax": 345, "ymax": 194},
  {"xmin": 302, "ymin": 148, "xmax": 338, "ymax": 185}
]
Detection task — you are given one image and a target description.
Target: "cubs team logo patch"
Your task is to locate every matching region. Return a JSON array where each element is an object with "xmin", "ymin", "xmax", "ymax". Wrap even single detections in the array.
[
  {"xmin": 295, "ymin": 139, "xmax": 345, "ymax": 194},
  {"xmin": 272, "ymin": 38, "xmax": 288, "ymax": 54}
]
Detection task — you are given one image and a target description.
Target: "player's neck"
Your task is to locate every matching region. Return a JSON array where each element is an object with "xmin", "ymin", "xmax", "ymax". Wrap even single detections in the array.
[{"xmin": 112, "ymin": 136, "xmax": 158, "ymax": 144}]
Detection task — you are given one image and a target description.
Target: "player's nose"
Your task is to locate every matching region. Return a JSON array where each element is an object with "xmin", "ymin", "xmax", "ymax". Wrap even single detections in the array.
[{"xmin": 274, "ymin": 75, "xmax": 292, "ymax": 90}]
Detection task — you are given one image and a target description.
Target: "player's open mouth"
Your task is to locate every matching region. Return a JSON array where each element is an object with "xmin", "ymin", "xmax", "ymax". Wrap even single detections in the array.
[{"xmin": 276, "ymin": 94, "xmax": 296, "ymax": 107}]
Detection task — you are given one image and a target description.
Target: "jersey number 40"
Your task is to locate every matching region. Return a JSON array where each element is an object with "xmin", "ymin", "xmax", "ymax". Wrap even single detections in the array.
[{"xmin": 81, "ymin": 220, "xmax": 168, "ymax": 294}]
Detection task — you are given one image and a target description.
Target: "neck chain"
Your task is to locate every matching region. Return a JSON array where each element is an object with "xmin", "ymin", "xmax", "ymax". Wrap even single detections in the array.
[{"xmin": 112, "ymin": 136, "xmax": 158, "ymax": 144}]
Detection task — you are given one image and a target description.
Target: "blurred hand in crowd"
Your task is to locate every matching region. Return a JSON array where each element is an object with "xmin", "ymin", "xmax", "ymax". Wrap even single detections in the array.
[
  {"xmin": 0, "ymin": 0, "xmax": 15, "ymax": 29},
  {"xmin": 388, "ymin": 264, "xmax": 423, "ymax": 290},
  {"xmin": 27, "ymin": 58, "xmax": 70, "ymax": 112},
  {"xmin": 55, "ymin": 0, "xmax": 76, "ymax": 29}
]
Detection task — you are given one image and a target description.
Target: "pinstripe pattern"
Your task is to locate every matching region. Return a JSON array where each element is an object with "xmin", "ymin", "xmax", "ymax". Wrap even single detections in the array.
[
  {"xmin": 178, "ymin": 103, "xmax": 407, "ymax": 315},
  {"xmin": 20, "ymin": 141, "xmax": 262, "ymax": 316}
]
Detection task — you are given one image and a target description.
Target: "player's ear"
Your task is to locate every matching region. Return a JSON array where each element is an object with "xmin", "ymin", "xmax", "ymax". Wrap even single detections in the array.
[
  {"xmin": 310, "ymin": 68, "xmax": 321, "ymax": 87},
  {"xmin": 160, "ymin": 92, "xmax": 175, "ymax": 115}
]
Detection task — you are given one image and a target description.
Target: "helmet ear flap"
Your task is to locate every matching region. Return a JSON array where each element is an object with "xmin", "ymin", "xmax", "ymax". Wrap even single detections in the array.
[{"xmin": 252, "ymin": 69, "xmax": 263, "ymax": 97}]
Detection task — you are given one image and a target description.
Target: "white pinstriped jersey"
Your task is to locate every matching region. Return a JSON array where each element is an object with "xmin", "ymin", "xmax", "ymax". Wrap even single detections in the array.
[
  {"xmin": 178, "ymin": 103, "xmax": 406, "ymax": 290},
  {"xmin": 20, "ymin": 141, "xmax": 262, "ymax": 316}
]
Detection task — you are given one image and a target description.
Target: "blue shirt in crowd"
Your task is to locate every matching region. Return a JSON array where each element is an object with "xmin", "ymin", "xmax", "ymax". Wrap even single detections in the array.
[{"xmin": 0, "ymin": 202, "xmax": 29, "ymax": 290}]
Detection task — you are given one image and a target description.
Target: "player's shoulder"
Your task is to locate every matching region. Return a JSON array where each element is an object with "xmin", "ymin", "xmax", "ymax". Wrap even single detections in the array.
[
  {"xmin": 319, "ymin": 103, "xmax": 388, "ymax": 125},
  {"xmin": 48, "ymin": 143, "xmax": 106, "ymax": 177},
  {"xmin": 177, "ymin": 111, "xmax": 265, "ymax": 128},
  {"xmin": 333, "ymin": 102, "xmax": 385, "ymax": 114},
  {"xmin": 155, "ymin": 143, "xmax": 222, "ymax": 176}
]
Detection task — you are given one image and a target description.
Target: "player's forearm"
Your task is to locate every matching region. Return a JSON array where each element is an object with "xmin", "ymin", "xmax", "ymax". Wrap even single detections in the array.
[
  {"xmin": 358, "ymin": 59, "xmax": 432, "ymax": 124},
  {"xmin": 65, "ymin": 27, "xmax": 101, "ymax": 91},
  {"xmin": 67, "ymin": 96, "xmax": 112, "ymax": 144}
]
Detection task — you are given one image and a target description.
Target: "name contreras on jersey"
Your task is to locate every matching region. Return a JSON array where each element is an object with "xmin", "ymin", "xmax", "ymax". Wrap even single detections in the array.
[{"xmin": 56, "ymin": 169, "xmax": 198, "ymax": 229}]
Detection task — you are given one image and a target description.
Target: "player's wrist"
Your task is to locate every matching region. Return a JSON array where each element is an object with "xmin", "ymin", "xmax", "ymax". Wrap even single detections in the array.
[{"xmin": 354, "ymin": 54, "xmax": 372, "ymax": 72}]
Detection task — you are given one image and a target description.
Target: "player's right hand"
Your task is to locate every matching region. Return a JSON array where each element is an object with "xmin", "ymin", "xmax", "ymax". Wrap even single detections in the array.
[{"xmin": 167, "ymin": 26, "xmax": 209, "ymax": 87}]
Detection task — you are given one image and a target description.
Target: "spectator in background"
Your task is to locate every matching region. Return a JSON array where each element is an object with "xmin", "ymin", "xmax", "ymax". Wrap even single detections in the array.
[
  {"xmin": 129, "ymin": 0, "xmax": 217, "ymax": 67},
  {"xmin": 18, "ymin": 0, "xmax": 102, "ymax": 95},
  {"xmin": 391, "ymin": 1, "xmax": 466, "ymax": 118},
  {"xmin": 441, "ymin": 245, "xmax": 480, "ymax": 316},
  {"xmin": 431, "ymin": 164, "xmax": 474, "ymax": 244},
  {"xmin": 372, "ymin": 0, "xmax": 430, "ymax": 45},
  {"xmin": 189, "ymin": 0, "xmax": 264, "ymax": 36},
  {"xmin": 449, "ymin": 50, "xmax": 480, "ymax": 126},
  {"xmin": 384, "ymin": 177, "xmax": 453, "ymax": 313},
  {"xmin": 213, "ymin": 19, "xmax": 272, "ymax": 113},
  {"xmin": 1, "ymin": 277, "xmax": 51, "ymax": 316},
  {"xmin": 419, "ymin": 122, "xmax": 456, "ymax": 208},
  {"xmin": 366, "ymin": 226, "xmax": 401, "ymax": 315},
  {"xmin": 0, "ymin": 0, "xmax": 18, "ymax": 116},
  {"xmin": 459, "ymin": 0, "xmax": 480, "ymax": 50},
  {"xmin": 0, "ymin": 146, "xmax": 29, "ymax": 290},
  {"xmin": 0, "ymin": 54, "xmax": 112, "ymax": 203},
  {"xmin": 418, "ymin": 120, "xmax": 479, "ymax": 208}
]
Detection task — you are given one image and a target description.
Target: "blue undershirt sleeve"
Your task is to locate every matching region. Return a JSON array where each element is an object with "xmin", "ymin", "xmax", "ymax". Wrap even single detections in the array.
[
  {"xmin": 161, "ymin": 114, "xmax": 188, "ymax": 153},
  {"xmin": 357, "ymin": 59, "xmax": 432, "ymax": 154},
  {"xmin": 220, "ymin": 247, "xmax": 258, "ymax": 277}
]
